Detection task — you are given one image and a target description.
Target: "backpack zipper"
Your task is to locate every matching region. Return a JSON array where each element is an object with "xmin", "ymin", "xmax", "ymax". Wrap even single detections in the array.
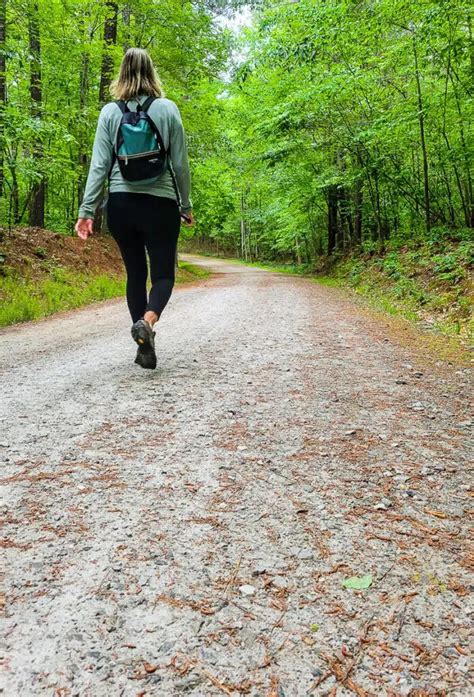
[{"xmin": 119, "ymin": 149, "xmax": 162, "ymax": 165}]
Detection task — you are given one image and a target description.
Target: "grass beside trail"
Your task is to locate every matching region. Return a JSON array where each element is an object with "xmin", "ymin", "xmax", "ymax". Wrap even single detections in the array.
[
  {"xmin": 314, "ymin": 240, "xmax": 473, "ymax": 339},
  {"xmin": 0, "ymin": 271, "xmax": 125, "ymax": 326},
  {"xmin": 176, "ymin": 260, "xmax": 210, "ymax": 281},
  {"xmin": 0, "ymin": 262, "xmax": 208, "ymax": 327}
]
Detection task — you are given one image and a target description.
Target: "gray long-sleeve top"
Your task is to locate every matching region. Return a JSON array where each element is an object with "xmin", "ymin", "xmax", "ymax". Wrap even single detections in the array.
[{"xmin": 78, "ymin": 96, "xmax": 192, "ymax": 219}]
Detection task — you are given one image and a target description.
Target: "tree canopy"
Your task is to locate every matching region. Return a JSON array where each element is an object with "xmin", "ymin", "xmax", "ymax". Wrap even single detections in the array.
[{"xmin": 1, "ymin": 0, "xmax": 472, "ymax": 261}]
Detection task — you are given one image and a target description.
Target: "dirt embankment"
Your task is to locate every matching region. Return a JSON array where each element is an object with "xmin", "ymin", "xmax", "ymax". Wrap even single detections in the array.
[
  {"xmin": 0, "ymin": 227, "xmax": 207, "ymax": 327},
  {"xmin": 0, "ymin": 227, "xmax": 124, "ymax": 280}
]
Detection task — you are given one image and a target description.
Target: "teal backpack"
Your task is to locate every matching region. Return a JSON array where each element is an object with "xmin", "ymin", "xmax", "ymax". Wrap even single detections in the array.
[{"xmin": 111, "ymin": 97, "xmax": 168, "ymax": 182}]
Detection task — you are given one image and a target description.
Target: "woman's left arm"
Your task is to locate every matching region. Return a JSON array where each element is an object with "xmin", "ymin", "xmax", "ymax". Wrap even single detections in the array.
[
  {"xmin": 168, "ymin": 103, "xmax": 192, "ymax": 216},
  {"xmin": 77, "ymin": 107, "xmax": 113, "ymax": 228}
]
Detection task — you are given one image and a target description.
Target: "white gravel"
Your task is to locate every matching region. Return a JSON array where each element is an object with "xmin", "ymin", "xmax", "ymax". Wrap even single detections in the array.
[{"xmin": 1, "ymin": 255, "xmax": 472, "ymax": 696}]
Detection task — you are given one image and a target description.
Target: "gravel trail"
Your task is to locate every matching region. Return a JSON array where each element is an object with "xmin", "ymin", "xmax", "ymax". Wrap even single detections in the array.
[{"xmin": 1, "ymin": 255, "xmax": 472, "ymax": 696}]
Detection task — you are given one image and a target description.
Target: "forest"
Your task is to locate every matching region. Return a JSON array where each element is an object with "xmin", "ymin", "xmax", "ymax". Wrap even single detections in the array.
[{"xmin": 0, "ymin": 0, "xmax": 472, "ymax": 263}]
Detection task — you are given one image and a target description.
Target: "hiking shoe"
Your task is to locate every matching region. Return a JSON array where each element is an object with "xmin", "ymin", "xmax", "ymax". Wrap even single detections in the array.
[{"xmin": 131, "ymin": 319, "xmax": 157, "ymax": 370}]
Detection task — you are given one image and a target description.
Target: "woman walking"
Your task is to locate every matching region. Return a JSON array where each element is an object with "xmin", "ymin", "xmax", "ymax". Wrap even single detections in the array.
[{"xmin": 75, "ymin": 48, "xmax": 193, "ymax": 369}]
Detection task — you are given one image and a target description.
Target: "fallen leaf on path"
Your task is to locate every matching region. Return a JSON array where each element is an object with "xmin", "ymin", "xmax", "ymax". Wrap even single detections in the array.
[
  {"xmin": 318, "ymin": 651, "xmax": 367, "ymax": 696},
  {"xmin": 200, "ymin": 606, "xmax": 216, "ymax": 615},
  {"xmin": 410, "ymin": 640, "xmax": 426, "ymax": 654},
  {"xmin": 454, "ymin": 644, "xmax": 468, "ymax": 655},
  {"xmin": 424, "ymin": 508, "xmax": 447, "ymax": 518},
  {"xmin": 342, "ymin": 574, "xmax": 373, "ymax": 590},
  {"xmin": 143, "ymin": 662, "xmax": 157, "ymax": 673},
  {"xmin": 302, "ymin": 636, "xmax": 315, "ymax": 646},
  {"xmin": 170, "ymin": 654, "xmax": 192, "ymax": 676},
  {"xmin": 268, "ymin": 676, "xmax": 280, "ymax": 697},
  {"xmin": 310, "ymin": 623, "xmax": 320, "ymax": 632}
]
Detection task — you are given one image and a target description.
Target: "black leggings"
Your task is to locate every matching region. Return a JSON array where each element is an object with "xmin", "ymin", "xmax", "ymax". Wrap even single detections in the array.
[{"xmin": 107, "ymin": 193, "xmax": 181, "ymax": 323}]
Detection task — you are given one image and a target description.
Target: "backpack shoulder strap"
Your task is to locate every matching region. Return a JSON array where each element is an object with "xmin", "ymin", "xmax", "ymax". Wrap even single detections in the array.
[
  {"xmin": 140, "ymin": 96, "xmax": 156, "ymax": 113},
  {"xmin": 115, "ymin": 100, "xmax": 129, "ymax": 114},
  {"xmin": 108, "ymin": 101, "xmax": 127, "ymax": 180}
]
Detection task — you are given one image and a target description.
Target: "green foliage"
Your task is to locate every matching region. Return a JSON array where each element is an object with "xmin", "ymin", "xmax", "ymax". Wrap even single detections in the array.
[
  {"xmin": 342, "ymin": 574, "xmax": 373, "ymax": 590},
  {"xmin": 322, "ymin": 238, "xmax": 473, "ymax": 336},
  {"xmin": 1, "ymin": 0, "xmax": 230, "ymax": 231},
  {"xmin": 193, "ymin": 0, "xmax": 473, "ymax": 263}
]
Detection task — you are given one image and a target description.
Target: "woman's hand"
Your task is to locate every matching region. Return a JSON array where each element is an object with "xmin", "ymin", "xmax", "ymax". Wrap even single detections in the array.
[
  {"xmin": 75, "ymin": 218, "xmax": 94, "ymax": 240},
  {"xmin": 180, "ymin": 212, "xmax": 194, "ymax": 227}
]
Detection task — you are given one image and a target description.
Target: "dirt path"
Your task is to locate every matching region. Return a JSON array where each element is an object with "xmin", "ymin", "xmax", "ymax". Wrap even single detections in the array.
[{"xmin": 1, "ymin": 255, "xmax": 472, "ymax": 696}]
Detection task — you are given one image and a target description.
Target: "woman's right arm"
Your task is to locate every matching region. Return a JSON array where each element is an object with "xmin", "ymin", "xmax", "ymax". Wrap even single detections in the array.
[{"xmin": 77, "ymin": 107, "xmax": 114, "ymax": 221}]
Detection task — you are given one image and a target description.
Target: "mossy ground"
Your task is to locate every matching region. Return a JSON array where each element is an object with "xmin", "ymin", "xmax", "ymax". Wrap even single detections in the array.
[{"xmin": 317, "ymin": 238, "xmax": 473, "ymax": 341}]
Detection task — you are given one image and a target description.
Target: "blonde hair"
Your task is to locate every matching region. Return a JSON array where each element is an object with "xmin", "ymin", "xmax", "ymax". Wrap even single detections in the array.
[{"xmin": 110, "ymin": 48, "xmax": 164, "ymax": 101}]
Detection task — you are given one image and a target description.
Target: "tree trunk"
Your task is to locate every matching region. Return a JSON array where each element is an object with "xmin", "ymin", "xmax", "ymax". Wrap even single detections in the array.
[
  {"xmin": 246, "ymin": 221, "xmax": 253, "ymax": 262},
  {"xmin": 28, "ymin": 0, "xmax": 45, "ymax": 228},
  {"xmin": 302, "ymin": 233, "xmax": 310, "ymax": 264},
  {"xmin": 372, "ymin": 168, "xmax": 386, "ymax": 250},
  {"xmin": 78, "ymin": 22, "xmax": 90, "ymax": 206},
  {"xmin": 95, "ymin": 2, "xmax": 118, "ymax": 233},
  {"xmin": 240, "ymin": 191, "xmax": 246, "ymax": 260},
  {"xmin": 449, "ymin": 71, "xmax": 473, "ymax": 227},
  {"xmin": 460, "ymin": 14, "xmax": 473, "ymax": 225},
  {"xmin": 337, "ymin": 185, "xmax": 354, "ymax": 250},
  {"xmin": 99, "ymin": 1, "xmax": 118, "ymax": 104},
  {"xmin": 0, "ymin": 0, "xmax": 6, "ymax": 201},
  {"xmin": 295, "ymin": 235, "xmax": 302, "ymax": 265},
  {"xmin": 327, "ymin": 185, "xmax": 338, "ymax": 255},
  {"xmin": 413, "ymin": 34, "xmax": 431, "ymax": 234},
  {"xmin": 122, "ymin": 4, "xmax": 132, "ymax": 52},
  {"xmin": 353, "ymin": 177, "xmax": 363, "ymax": 247},
  {"xmin": 11, "ymin": 161, "xmax": 20, "ymax": 225}
]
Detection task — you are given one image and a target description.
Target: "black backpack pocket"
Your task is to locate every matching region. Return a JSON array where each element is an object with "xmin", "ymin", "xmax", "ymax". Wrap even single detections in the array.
[{"xmin": 117, "ymin": 151, "xmax": 167, "ymax": 182}]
